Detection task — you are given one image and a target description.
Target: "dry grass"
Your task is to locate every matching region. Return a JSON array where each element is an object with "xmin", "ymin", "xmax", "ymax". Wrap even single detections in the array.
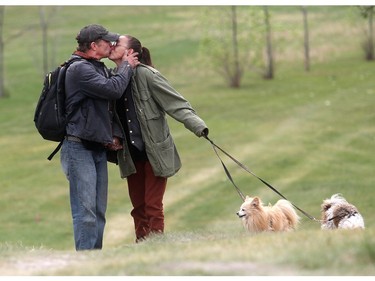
[{"xmin": 1, "ymin": 228, "xmax": 374, "ymax": 275}]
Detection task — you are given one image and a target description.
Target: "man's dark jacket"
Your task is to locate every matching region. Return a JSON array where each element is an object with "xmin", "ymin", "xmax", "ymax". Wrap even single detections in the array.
[{"xmin": 64, "ymin": 55, "xmax": 132, "ymax": 144}]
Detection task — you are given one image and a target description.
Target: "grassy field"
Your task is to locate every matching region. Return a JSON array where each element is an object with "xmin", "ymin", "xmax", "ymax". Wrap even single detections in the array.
[{"xmin": 0, "ymin": 6, "xmax": 374, "ymax": 275}]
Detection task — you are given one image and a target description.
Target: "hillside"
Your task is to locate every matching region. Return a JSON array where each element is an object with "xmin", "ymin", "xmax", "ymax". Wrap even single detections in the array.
[{"xmin": 0, "ymin": 6, "xmax": 374, "ymax": 275}]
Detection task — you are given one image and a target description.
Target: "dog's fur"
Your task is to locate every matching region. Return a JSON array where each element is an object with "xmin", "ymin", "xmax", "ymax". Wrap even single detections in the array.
[
  {"xmin": 320, "ymin": 193, "xmax": 365, "ymax": 230},
  {"xmin": 236, "ymin": 196, "xmax": 300, "ymax": 233}
]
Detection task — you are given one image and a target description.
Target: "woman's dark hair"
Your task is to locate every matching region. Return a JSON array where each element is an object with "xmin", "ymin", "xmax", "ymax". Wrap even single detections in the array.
[{"xmin": 126, "ymin": 35, "xmax": 154, "ymax": 67}]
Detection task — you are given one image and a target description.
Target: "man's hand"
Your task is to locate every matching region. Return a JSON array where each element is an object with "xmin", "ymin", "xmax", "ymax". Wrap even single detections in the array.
[{"xmin": 105, "ymin": 137, "xmax": 123, "ymax": 151}]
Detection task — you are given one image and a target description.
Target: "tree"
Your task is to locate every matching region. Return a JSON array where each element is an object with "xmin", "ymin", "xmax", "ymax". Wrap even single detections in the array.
[
  {"xmin": 40, "ymin": 7, "xmax": 49, "ymax": 76},
  {"xmin": 200, "ymin": 6, "xmax": 263, "ymax": 88},
  {"xmin": 39, "ymin": 6, "xmax": 59, "ymax": 75},
  {"xmin": 0, "ymin": 6, "xmax": 5, "ymax": 98},
  {"xmin": 229, "ymin": 6, "xmax": 242, "ymax": 88},
  {"xmin": 358, "ymin": 6, "xmax": 374, "ymax": 61},
  {"xmin": 301, "ymin": 6, "xmax": 310, "ymax": 71},
  {"xmin": 263, "ymin": 6, "xmax": 274, "ymax": 79}
]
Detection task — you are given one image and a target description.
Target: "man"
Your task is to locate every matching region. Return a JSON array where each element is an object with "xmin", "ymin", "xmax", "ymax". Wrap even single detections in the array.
[{"xmin": 60, "ymin": 24, "xmax": 139, "ymax": 250}]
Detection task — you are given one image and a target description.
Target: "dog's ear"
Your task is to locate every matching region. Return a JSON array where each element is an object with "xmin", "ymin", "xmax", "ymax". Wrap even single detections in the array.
[
  {"xmin": 322, "ymin": 203, "xmax": 331, "ymax": 212},
  {"xmin": 251, "ymin": 197, "xmax": 260, "ymax": 207},
  {"xmin": 245, "ymin": 195, "xmax": 250, "ymax": 200}
]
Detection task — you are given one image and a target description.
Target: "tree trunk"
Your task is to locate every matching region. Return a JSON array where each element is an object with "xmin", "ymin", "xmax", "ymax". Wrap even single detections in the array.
[
  {"xmin": 263, "ymin": 6, "xmax": 274, "ymax": 79},
  {"xmin": 302, "ymin": 6, "xmax": 310, "ymax": 71},
  {"xmin": 0, "ymin": 7, "xmax": 5, "ymax": 98},
  {"xmin": 39, "ymin": 7, "xmax": 49, "ymax": 75},
  {"xmin": 231, "ymin": 6, "xmax": 241, "ymax": 88},
  {"xmin": 358, "ymin": 6, "xmax": 374, "ymax": 61},
  {"xmin": 367, "ymin": 8, "xmax": 374, "ymax": 60}
]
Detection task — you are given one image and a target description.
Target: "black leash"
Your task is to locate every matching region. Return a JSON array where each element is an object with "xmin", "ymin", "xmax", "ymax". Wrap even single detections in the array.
[
  {"xmin": 209, "ymin": 138, "xmax": 246, "ymax": 202},
  {"xmin": 204, "ymin": 135, "xmax": 321, "ymax": 223}
]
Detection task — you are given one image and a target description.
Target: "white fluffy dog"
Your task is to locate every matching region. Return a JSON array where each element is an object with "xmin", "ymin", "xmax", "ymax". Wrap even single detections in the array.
[{"xmin": 320, "ymin": 193, "xmax": 365, "ymax": 230}]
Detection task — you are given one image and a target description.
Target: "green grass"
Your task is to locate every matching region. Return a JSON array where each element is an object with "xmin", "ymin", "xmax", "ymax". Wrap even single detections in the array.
[
  {"xmin": 0, "ymin": 5, "xmax": 374, "ymax": 275},
  {"xmin": 1, "ymin": 229, "xmax": 374, "ymax": 275}
]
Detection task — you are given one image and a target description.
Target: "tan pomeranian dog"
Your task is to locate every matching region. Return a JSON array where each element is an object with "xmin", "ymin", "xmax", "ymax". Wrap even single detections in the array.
[{"xmin": 236, "ymin": 196, "xmax": 300, "ymax": 233}]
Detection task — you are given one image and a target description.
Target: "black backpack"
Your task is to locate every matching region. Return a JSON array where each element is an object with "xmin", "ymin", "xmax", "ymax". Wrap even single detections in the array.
[{"xmin": 34, "ymin": 57, "xmax": 82, "ymax": 160}]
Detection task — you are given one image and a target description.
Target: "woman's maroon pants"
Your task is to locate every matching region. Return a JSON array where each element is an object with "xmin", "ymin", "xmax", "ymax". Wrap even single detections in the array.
[{"xmin": 126, "ymin": 160, "xmax": 167, "ymax": 241}]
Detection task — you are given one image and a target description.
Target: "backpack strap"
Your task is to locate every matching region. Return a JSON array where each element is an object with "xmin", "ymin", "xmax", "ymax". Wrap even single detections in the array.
[
  {"xmin": 47, "ymin": 140, "xmax": 63, "ymax": 161},
  {"xmin": 47, "ymin": 57, "xmax": 84, "ymax": 161}
]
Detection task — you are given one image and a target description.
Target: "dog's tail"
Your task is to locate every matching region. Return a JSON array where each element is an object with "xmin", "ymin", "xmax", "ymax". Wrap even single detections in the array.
[{"xmin": 276, "ymin": 199, "xmax": 300, "ymax": 229}]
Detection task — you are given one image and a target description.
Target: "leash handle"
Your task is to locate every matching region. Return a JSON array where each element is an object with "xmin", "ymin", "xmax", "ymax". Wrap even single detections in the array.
[{"xmin": 204, "ymin": 135, "xmax": 321, "ymax": 222}]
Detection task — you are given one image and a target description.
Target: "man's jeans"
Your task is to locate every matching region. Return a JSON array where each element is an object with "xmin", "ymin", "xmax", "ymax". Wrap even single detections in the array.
[{"xmin": 61, "ymin": 139, "xmax": 108, "ymax": 251}]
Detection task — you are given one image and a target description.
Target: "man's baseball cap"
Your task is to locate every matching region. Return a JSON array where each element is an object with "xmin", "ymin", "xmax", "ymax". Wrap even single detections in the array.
[{"xmin": 76, "ymin": 24, "xmax": 119, "ymax": 43}]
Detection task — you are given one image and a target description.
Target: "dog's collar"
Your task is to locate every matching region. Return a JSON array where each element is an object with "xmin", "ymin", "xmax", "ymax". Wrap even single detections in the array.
[
  {"xmin": 269, "ymin": 217, "xmax": 273, "ymax": 230},
  {"xmin": 327, "ymin": 211, "xmax": 358, "ymax": 222},
  {"xmin": 347, "ymin": 211, "xmax": 358, "ymax": 218}
]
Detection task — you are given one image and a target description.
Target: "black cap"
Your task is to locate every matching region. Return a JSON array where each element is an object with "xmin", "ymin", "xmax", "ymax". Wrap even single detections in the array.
[{"xmin": 76, "ymin": 24, "xmax": 119, "ymax": 43}]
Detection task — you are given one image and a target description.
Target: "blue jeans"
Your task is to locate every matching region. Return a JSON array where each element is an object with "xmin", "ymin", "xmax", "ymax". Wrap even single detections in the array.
[{"xmin": 60, "ymin": 139, "xmax": 108, "ymax": 251}]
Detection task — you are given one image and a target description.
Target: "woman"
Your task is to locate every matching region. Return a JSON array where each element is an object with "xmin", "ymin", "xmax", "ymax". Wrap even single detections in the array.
[{"xmin": 109, "ymin": 35, "xmax": 209, "ymax": 242}]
